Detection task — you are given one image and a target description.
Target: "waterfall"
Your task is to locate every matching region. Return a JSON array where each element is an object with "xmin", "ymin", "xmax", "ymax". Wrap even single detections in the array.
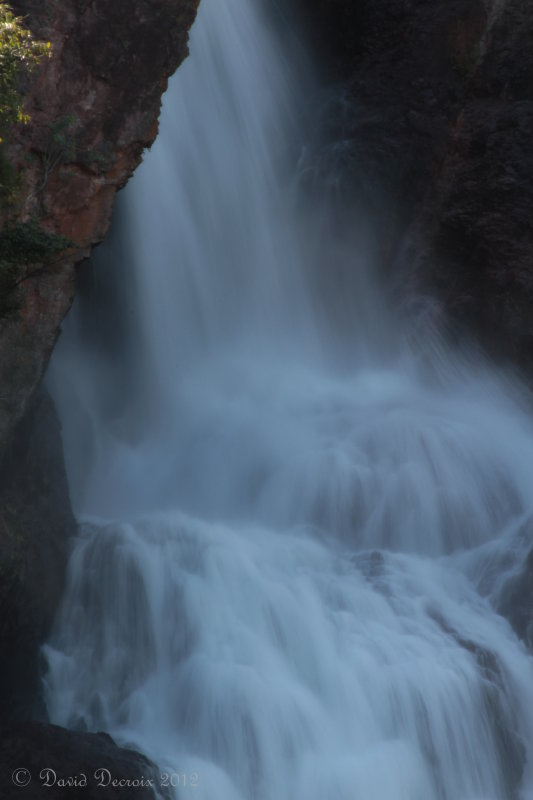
[{"xmin": 45, "ymin": 0, "xmax": 533, "ymax": 798}]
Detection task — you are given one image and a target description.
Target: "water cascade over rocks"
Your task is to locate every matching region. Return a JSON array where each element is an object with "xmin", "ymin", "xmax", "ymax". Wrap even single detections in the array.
[{"xmin": 46, "ymin": 0, "xmax": 533, "ymax": 798}]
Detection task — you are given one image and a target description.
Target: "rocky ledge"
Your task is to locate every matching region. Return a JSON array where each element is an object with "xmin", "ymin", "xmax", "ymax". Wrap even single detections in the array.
[{"xmin": 0, "ymin": 722, "xmax": 172, "ymax": 799}]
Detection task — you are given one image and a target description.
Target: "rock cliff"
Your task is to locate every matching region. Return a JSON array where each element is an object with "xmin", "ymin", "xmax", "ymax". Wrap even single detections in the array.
[
  {"xmin": 302, "ymin": 0, "xmax": 533, "ymax": 372},
  {"xmin": 415, "ymin": 0, "xmax": 533, "ymax": 366},
  {"xmin": 1, "ymin": 0, "xmax": 199, "ymax": 451},
  {"xmin": 0, "ymin": 0, "xmax": 198, "ymax": 725}
]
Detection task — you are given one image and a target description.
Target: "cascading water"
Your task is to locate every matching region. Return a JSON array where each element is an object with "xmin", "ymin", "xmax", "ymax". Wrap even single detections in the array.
[{"xmin": 44, "ymin": 0, "xmax": 533, "ymax": 798}]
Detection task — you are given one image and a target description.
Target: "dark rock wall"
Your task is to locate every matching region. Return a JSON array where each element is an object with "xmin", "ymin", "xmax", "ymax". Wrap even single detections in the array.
[
  {"xmin": 0, "ymin": 390, "xmax": 76, "ymax": 724},
  {"xmin": 302, "ymin": 0, "xmax": 533, "ymax": 373},
  {"xmin": 301, "ymin": 0, "xmax": 489, "ymax": 265},
  {"xmin": 416, "ymin": 0, "xmax": 533, "ymax": 366},
  {"xmin": 0, "ymin": 722, "xmax": 173, "ymax": 799}
]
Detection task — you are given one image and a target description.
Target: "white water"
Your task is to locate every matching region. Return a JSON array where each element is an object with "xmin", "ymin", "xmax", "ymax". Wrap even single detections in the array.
[{"xmin": 45, "ymin": 0, "xmax": 533, "ymax": 798}]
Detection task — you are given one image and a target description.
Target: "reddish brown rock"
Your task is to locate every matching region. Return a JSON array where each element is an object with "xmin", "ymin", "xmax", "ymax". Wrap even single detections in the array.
[
  {"xmin": 0, "ymin": 0, "xmax": 199, "ymax": 451},
  {"xmin": 0, "ymin": 0, "xmax": 198, "ymax": 723}
]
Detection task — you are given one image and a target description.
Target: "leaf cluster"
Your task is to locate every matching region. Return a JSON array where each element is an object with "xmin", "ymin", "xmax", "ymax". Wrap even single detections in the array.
[
  {"xmin": 0, "ymin": 219, "xmax": 72, "ymax": 317},
  {"xmin": 0, "ymin": 3, "xmax": 51, "ymax": 141}
]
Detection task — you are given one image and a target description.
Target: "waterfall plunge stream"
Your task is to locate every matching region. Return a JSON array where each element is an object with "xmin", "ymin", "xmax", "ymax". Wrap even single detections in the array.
[{"xmin": 45, "ymin": 0, "xmax": 533, "ymax": 798}]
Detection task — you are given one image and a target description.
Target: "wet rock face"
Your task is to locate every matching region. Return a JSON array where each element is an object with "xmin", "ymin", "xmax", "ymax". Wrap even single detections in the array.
[
  {"xmin": 9, "ymin": 0, "xmax": 200, "ymax": 245},
  {"xmin": 0, "ymin": 0, "xmax": 199, "ymax": 452},
  {"xmin": 499, "ymin": 548, "xmax": 533, "ymax": 650},
  {"xmin": 300, "ymin": 0, "xmax": 488, "ymax": 260},
  {"xmin": 0, "ymin": 390, "xmax": 76, "ymax": 724},
  {"xmin": 0, "ymin": 722, "xmax": 172, "ymax": 799},
  {"xmin": 302, "ymin": 0, "xmax": 487, "ymax": 82},
  {"xmin": 0, "ymin": 0, "xmax": 199, "ymax": 723},
  {"xmin": 302, "ymin": 0, "xmax": 533, "ymax": 369},
  {"xmin": 416, "ymin": 0, "xmax": 533, "ymax": 367}
]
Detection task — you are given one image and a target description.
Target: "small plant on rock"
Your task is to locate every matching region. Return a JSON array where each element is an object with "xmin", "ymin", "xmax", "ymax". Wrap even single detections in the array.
[
  {"xmin": 0, "ymin": 219, "xmax": 72, "ymax": 318},
  {"xmin": 0, "ymin": 3, "xmax": 51, "ymax": 141}
]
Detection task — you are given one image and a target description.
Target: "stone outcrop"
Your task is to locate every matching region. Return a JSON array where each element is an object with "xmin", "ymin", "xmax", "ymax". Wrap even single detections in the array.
[
  {"xmin": 499, "ymin": 547, "xmax": 533, "ymax": 650},
  {"xmin": 0, "ymin": 0, "xmax": 199, "ymax": 452},
  {"xmin": 0, "ymin": 722, "xmax": 172, "ymax": 799}
]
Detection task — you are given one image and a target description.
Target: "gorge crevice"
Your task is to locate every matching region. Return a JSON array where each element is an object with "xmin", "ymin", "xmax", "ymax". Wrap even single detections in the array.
[{"xmin": 2, "ymin": 0, "xmax": 533, "ymax": 796}]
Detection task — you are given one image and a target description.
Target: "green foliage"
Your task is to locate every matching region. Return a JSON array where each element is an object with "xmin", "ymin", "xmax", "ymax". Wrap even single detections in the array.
[
  {"xmin": 0, "ymin": 3, "xmax": 51, "ymax": 141},
  {"xmin": 81, "ymin": 146, "xmax": 109, "ymax": 173},
  {"xmin": 0, "ymin": 10, "xmax": 64, "ymax": 317},
  {"xmin": 0, "ymin": 141, "xmax": 21, "ymax": 205},
  {"xmin": 0, "ymin": 256, "xmax": 20, "ymax": 317},
  {"xmin": 0, "ymin": 218, "xmax": 71, "ymax": 261},
  {"xmin": 46, "ymin": 114, "xmax": 77, "ymax": 160},
  {"xmin": 40, "ymin": 114, "xmax": 77, "ymax": 188},
  {"xmin": 0, "ymin": 219, "xmax": 72, "ymax": 318}
]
